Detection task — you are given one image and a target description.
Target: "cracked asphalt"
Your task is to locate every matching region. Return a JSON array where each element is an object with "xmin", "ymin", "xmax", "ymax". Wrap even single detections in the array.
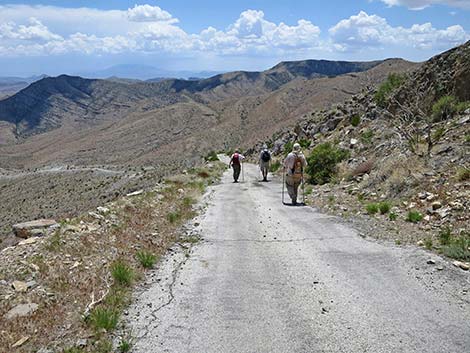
[{"xmin": 126, "ymin": 162, "xmax": 470, "ymax": 353}]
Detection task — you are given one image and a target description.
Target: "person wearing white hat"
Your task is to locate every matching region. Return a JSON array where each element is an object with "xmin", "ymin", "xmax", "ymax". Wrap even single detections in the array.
[
  {"xmin": 259, "ymin": 144, "xmax": 271, "ymax": 182},
  {"xmin": 283, "ymin": 143, "xmax": 307, "ymax": 205}
]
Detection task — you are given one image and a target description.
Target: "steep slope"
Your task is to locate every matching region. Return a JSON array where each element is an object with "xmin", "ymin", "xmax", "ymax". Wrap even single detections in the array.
[{"xmin": 0, "ymin": 59, "xmax": 386, "ymax": 140}]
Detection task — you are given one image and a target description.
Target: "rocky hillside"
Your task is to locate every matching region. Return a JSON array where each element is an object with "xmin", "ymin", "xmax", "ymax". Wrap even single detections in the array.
[
  {"xmin": 252, "ymin": 41, "xmax": 469, "ymax": 253},
  {"xmin": 0, "ymin": 57, "xmax": 415, "ymax": 249}
]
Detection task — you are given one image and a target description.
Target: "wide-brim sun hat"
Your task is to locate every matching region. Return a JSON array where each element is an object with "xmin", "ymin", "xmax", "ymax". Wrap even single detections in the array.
[{"xmin": 293, "ymin": 143, "xmax": 301, "ymax": 152}]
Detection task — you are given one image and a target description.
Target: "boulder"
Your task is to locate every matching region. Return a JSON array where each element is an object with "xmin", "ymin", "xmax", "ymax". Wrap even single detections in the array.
[
  {"xmin": 12, "ymin": 219, "xmax": 57, "ymax": 239},
  {"xmin": 4, "ymin": 303, "xmax": 39, "ymax": 320},
  {"xmin": 12, "ymin": 280, "xmax": 28, "ymax": 293}
]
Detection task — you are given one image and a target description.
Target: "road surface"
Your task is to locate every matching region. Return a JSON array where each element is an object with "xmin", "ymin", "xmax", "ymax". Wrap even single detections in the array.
[{"xmin": 126, "ymin": 162, "xmax": 470, "ymax": 353}]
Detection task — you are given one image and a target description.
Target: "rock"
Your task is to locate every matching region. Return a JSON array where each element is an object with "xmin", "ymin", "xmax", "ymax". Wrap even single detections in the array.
[
  {"xmin": 449, "ymin": 201, "xmax": 464, "ymax": 210},
  {"xmin": 37, "ymin": 349, "xmax": 53, "ymax": 353},
  {"xmin": 432, "ymin": 201, "xmax": 443, "ymax": 210},
  {"xmin": 435, "ymin": 145, "xmax": 453, "ymax": 155},
  {"xmin": 417, "ymin": 240, "xmax": 424, "ymax": 246},
  {"xmin": 418, "ymin": 192, "xmax": 429, "ymax": 200},
  {"xmin": 12, "ymin": 219, "xmax": 57, "ymax": 239},
  {"xmin": 76, "ymin": 338, "xmax": 87, "ymax": 347},
  {"xmin": 88, "ymin": 212, "xmax": 104, "ymax": 220},
  {"xmin": 423, "ymin": 215, "xmax": 431, "ymax": 222},
  {"xmin": 18, "ymin": 237, "xmax": 41, "ymax": 246},
  {"xmin": 12, "ymin": 336, "xmax": 30, "ymax": 348},
  {"xmin": 350, "ymin": 138, "xmax": 358, "ymax": 146},
  {"xmin": 127, "ymin": 189, "xmax": 144, "ymax": 197},
  {"xmin": 458, "ymin": 115, "xmax": 469, "ymax": 125},
  {"xmin": 96, "ymin": 206, "xmax": 110, "ymax": 215},
  {"xmin": 437, "ymin": 266, "xmax": 444, "ymax": 271},
  {"xmin": 427, "ymin": 259, "xmax": 436, "ymax": 265},
  {"xmin": 63, "ymin": 225, "xmax": 81, "ymax": 233},
  {"xmin": 12, "ymin": 280, "xmax": 28, "ymax": 292},
  {"xmin": 4, "ymin": 303, "xmax": 39, "ymax": 320},
  {"xmin": 26, "ymin": 280, "xmax": 37, "ymax": 289},
  {"xmin": 436, "ymin": 207, "xmax": 452, "ymax": 219},
  {"xmin": 453, "ymin": 261, "xmax": 470, "ymax": 271}
]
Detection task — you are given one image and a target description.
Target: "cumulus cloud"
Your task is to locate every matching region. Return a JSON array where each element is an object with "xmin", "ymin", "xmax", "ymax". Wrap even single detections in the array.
[
  {"xmin": 0, "ymin": 4, "xmax": 468, "ymax": 62},
  {"xmin": 127, "ymin": 4, "xmax": 178, "ymax": 23},
  {"xmin": 378, "ymin": 0, "xmax": 470, "ymax": 10},
  {"xmin": 329, "ymin": 11, "xmax": 469, "ymax": 51}
]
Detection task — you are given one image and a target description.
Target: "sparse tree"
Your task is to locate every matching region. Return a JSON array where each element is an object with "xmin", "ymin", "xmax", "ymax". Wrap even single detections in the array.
[{"xmin": 385, "ymin": 79, "xmax": 448, "ymax": 159}]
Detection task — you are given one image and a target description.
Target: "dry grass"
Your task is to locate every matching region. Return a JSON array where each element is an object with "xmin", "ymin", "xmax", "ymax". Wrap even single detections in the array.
[{"xmin": 0, "ymin": 162, "xmax": 226, "ymax": 352}]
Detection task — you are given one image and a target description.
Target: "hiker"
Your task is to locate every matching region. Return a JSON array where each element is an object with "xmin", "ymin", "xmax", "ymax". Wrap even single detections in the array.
[
  {"xmin": 283, "ymin": 143, "xmax": 307, "ymax": 205},
  {"xmin": 229, "ymin": 149, "xmax": 245, "ymax": 183},
  {"xmin": 259, "ymin": 145, "xmax": 271, "ymax": 182}
]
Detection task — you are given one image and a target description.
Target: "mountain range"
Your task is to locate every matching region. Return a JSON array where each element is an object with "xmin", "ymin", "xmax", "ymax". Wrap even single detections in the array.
[{"xmin": 0, "ymin": 58, "xmax": 416, "ymax": 171}]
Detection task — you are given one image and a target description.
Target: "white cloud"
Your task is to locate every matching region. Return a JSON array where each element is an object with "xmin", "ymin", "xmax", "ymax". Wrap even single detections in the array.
[
  {"xmin": 0, "ymin": 17, "xmax": 62, "ymax": 41},
  {"xmin": 378, "ymin": 0, "xmax": 470, "ymax": 10},
  {"xmin": 0, "ymin": 4, "xmax": 468, "ymax": 63},
  {"xmin": 329, "ymin": 11, "xmax": 469, "ymax": 51},
  {"xmin": 127, "ymin": 4, "xmax": 178, "ymax": 23}
]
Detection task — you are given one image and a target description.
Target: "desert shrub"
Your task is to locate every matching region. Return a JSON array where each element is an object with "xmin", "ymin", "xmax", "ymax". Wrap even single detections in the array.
[
  {"xmin": 89, "ymin": 307, "xmax": 119, "ymax": 331},
  {"xmin": 406, "ymin": 210, "xmax": 423, "ymax": 223},
  {"xmin": 204, "ymin": 151, "xmax": 219, "ymax": 162},
  {"xmin": 118, "ymin": 340, "xmax": 132, "ymax": 353},
  {"xmin": 378, "ymin": 201, "xmax": 391, "ymax": 214},
  {"xmin": 270, "ymin": 160, "xmax": 281, "ymax": 172},
  {"xmin": 456, "ymin": 101, "xmax": 470, "ymax": 113},
  {"xmin": 136, "ymin": 251, "xmax": 157, "ymax": 269},
  {"xmin": 167, "ymin": 211, "xmax": 181, "ymax": 223},
  {"xmin": 456, "ymin": 167, "xmax": 470, "ymax": 181},
  {"xmin": 306, "ymin": 143, "xmax": 350, "ymax": 185},
  {"xmin": 432, "ymin": 95, "xmax": 457, "ymax": 121},
  {"xmin": 424, "ymin": 238, "xmax": 433, "ymax": 250},
  {"xmin": 375, "ymin": 73, "xmax": 406, "ymax": 107},
  {"xmin": 389, "ymin": 212, "xmax": 398, "ymax": 221},
  {"xmin": 366, "ymin": 203, "xmax": 379, "ymax": 215},
  {"xmin": 439, "ymin": 227, "xmax": 452, "ymax": 246},
  {"xmin": 298, "ymin": 139, "xmax": 312, "ymax": 149},
  {"xmin": 360, "ymin": 129, "xmax": 374, "ymax": 144},
  {"xmin": 350, "ymin": 114, "xmax": 361, "ymax": 127},
  {"xmin": 283, "ymin": 141, "xmax": 294, "ymax": 156},
  {"xmin": 111, "ymin": 261, "xmax": 134, "ymax": 286},
  {"xmin": 442, "ymin": 233, "xmax": 470, "ymax": 261}
]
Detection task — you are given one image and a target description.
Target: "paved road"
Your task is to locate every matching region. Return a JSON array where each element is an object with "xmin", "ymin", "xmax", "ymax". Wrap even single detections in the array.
[{"xmin": 127, "ymin": 162, "xmax": 470, "ymax": 353}]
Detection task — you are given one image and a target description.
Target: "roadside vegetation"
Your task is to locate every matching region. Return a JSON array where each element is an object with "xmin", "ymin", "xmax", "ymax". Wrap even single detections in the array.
[{"xmin": 0, "ymin": 161, "xmax": 226, "ymax": 352}]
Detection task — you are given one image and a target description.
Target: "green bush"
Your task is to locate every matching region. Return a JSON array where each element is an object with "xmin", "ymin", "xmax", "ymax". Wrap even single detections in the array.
[
  {"xmin": 378, "ymin": 202, "xmax": 391, "ymax": 215},
  {"xmin": 204, "ymin": 151, "xmax": 219, "ymax": 162},
  {"xmin": 167, "ymin": 211, "xmax": 181, "ymax": 223},
  {"xmin": 136, "ymin": 251, "xmax": 157, "ymax": 269},
  {"xmin": 366, "ymin": 203, "xmax": 379, "ymax": 215},
  {"xmin": 406, "ymin": 210, "xmax": 423, "ymax": 223},
  {"xmin": 456, "ymin": 167, "xmax": 470, "ymax": 181},
  {"xmin": 432, "ymin": 95, "xmax": 457, "ymax": 121},
  {"xmin": 442, "ymin": 234, "xmax": 470, "ymax": 261},
  {"xmin": 111, "ymin": 261, "xmax": 134, "ymax": 286},
  {"xmin": 118, "ymin": 340, "xmax": 132, "ymax": 353},
  {"xmin": 439, "ymin": 227, "xmax": 452, "ymax": 246},
  {"xmin": 269, "ymin": 160, "xmax": 281, "ymax": 173},
  {"xmin": 298, "ymin": 139, "xmax": 311, "ymax": 149},
  {"xmin": 424, "ymin": 238, "xmax": 433, "ymax": 250},
  {"xmin": 306, "ymin": 143, "xmax": 350, "ymax": 185},
  {"xmin": 375, "ymin": 73, "xmax": 406, "ymax": 107},
  {"xmin": 360, "ymin": 130, "xmax": 374, "ymax": 144},
  {"xmin": 389, "ymin": 212, "xmax": 398, "ymax": 221},
  {"xmin": 455, "ymin": 101, "xmax": 470, "ymax": 113},
  {"xmin": 283, "ymin": 141, "xmax": 294, "ymax": 156},
  {"xmin": 350, "ymin": 115, "xmax": 361, "ymax": 127},
  {"xmin": 89, "ymin": 307, "xmax": 119, "ymax": 331}
]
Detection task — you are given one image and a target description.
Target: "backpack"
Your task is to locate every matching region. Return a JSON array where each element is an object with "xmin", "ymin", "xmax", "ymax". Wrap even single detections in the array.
[
  {"xmin": 291, "ymin": 155, "xmax": 303, "ymax": 181},
  {"xmin": 261, "ymin": 150, "xmax": 271, "ymax": 162},
  {"xmin": 232, "ymin": 153, "xmax": 240, "ymax": 165}
]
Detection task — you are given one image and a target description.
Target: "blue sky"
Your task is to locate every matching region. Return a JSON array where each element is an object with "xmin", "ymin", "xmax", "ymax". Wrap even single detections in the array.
[{"xmin": 0, "ymin": 0, "xmax": 469, "ymax": 76}]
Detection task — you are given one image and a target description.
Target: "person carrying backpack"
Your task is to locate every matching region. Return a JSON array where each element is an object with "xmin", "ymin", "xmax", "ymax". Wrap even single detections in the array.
[
  {"xmin": 259, "ymin": 145, "xmax": 271, "ymax": 182},
  {"xmin": 283, "ymin": 143, "xmax": 307, "ymax": 205},
  {"xmin": 229, "ymin": 149, "xmax": 245, "ymax": 183}
]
